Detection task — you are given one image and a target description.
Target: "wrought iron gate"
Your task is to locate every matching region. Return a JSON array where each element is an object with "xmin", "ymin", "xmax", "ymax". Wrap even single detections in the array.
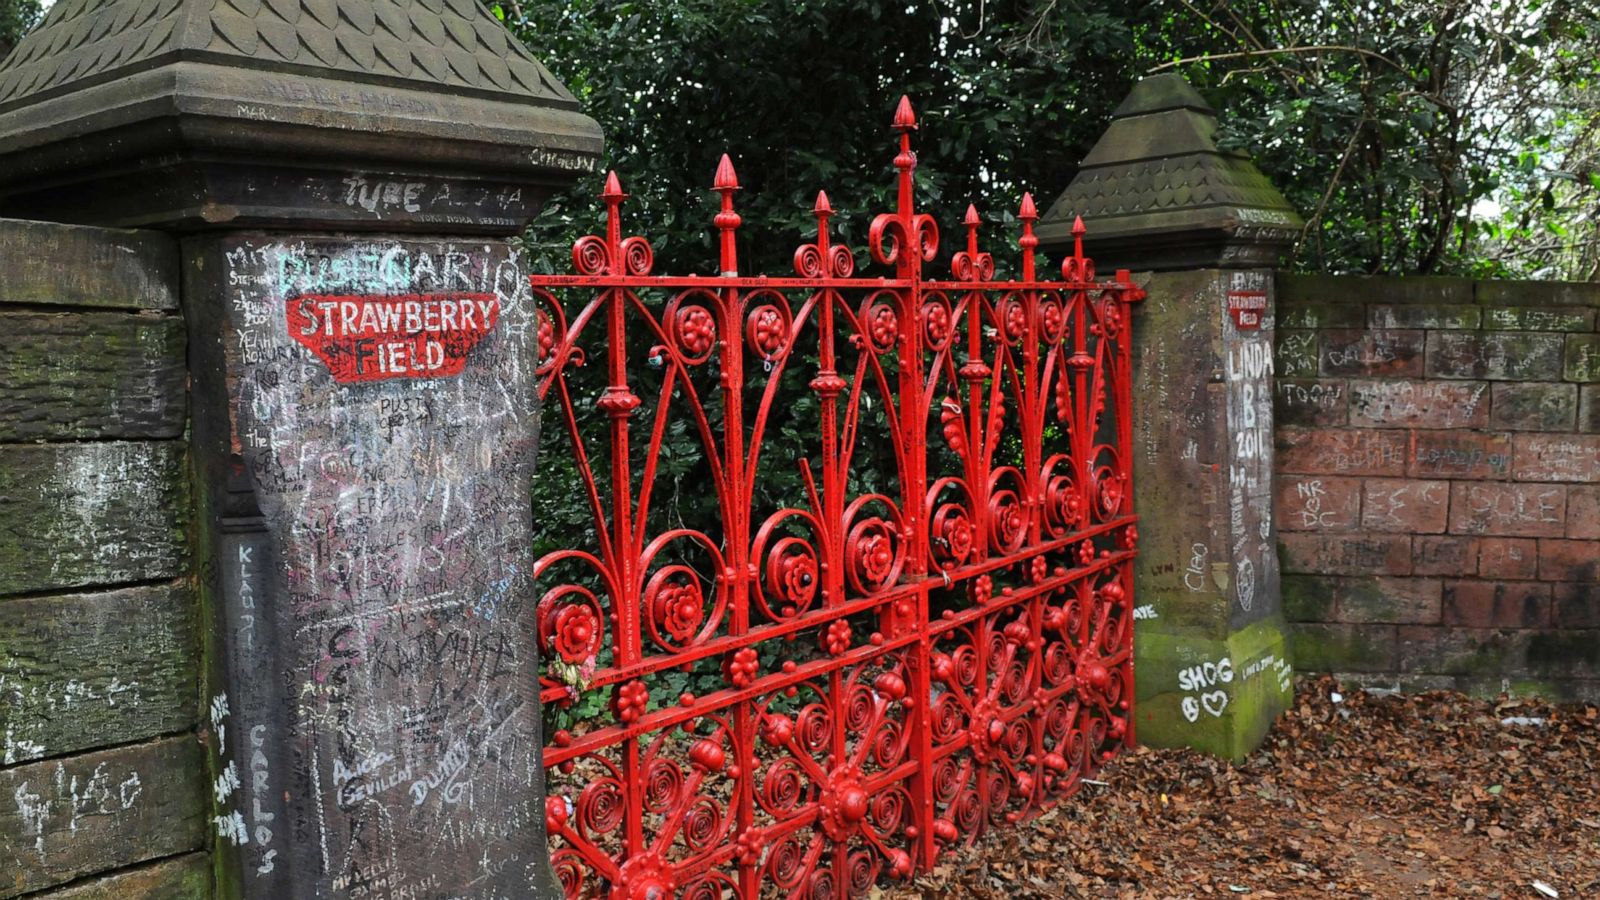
[{"xmin": 531, "ymin": 97, "xmax": 1143, "ymax": 899}]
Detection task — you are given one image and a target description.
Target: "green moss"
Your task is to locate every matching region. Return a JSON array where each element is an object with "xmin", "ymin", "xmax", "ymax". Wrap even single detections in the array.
[
  {"xmin": 1134, "ymin": 617, "xmax": 1294, "ymax": 761},
  {"xmin": 1289, "ymin": 623, "xmax": 1396, "ymax": 672}
]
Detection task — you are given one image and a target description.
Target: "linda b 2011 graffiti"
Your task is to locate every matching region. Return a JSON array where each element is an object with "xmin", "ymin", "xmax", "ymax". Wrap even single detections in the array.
[{"xmin": 287, "ymin": 292, "xmax": 500, "ymax": 382}]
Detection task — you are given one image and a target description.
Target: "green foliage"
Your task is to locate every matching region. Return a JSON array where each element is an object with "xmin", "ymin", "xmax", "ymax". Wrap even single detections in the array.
[
  {"xmin": 500, "ymin": 0, "xmax": 1156, "ymax": 277},
  {"xmin": 1145, "ymin": 0, "xmax": 1600, "ymax": 279},
  {"xmin": 499, "ymin": 0, "xmax": 1599, "ymax": 280},
  {"xmin": 0, "ymin": 0, "xmax": 42, "ymax": 62}
]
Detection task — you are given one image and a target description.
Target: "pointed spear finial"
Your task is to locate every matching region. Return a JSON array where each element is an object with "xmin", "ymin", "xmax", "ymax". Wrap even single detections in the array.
[
  {"xmin": 814, "ymin": 190, "xmax": 834, "ymax": 217},
  {"xmin": 714, "ymin": 153, "xmax": 740, "ymax": 193},
  {"xmin": 1072, "ymin": 214, "xmax": 1086, "ymax": 261},
  {"xmin": 713, "ymin": 154, "xmax": 741, "ymax": 276},
  {"xmin": 963, "ymin": 204, "xmax": 981, "ymax": 227},
  {"xmin": 1019, "ymin": 193, "xmax": 1039, "ymax": 281},
  {"xmin": 1019, "ymin": 192, "xmax": 1038, "ymax": 221},
  {"xmin": 893, "ymin": 95, "xmax": 917, "ymax": 131},
  {"xmin": 602, "ymin": 170, "xmax": 626, "ymax": 202}
]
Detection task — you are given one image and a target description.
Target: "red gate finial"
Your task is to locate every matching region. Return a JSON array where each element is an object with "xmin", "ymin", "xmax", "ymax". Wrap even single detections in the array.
[{"xmin": 713, "ymin": 154, "xmax": 741, "ymax": 276}]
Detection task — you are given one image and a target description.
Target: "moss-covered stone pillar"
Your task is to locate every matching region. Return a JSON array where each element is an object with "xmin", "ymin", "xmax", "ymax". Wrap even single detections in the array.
[
  {"xmin": 0, "ymin": 3, "xmax": 602, "ymax": 895},
  {"xmin": 1039, "ymin": 74, "xmax": 1302, "ymax": 759}
]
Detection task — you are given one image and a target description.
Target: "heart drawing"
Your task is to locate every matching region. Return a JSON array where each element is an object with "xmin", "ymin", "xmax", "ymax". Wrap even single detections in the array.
[{"xmin": 1200, "ymin": 690, "xmax": 1229, "ymax": 718}]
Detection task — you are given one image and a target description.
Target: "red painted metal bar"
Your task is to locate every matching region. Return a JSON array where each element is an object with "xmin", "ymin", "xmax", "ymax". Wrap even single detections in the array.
[{"xmin": 532, "ymin": 96, "xmax": 1145, "ymax": 900}]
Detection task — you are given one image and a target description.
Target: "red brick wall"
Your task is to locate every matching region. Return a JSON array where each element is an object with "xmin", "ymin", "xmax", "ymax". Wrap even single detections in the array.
[{"xmin": 1274, "ymin": 275, "xmax": 1599, "ymax": 700}]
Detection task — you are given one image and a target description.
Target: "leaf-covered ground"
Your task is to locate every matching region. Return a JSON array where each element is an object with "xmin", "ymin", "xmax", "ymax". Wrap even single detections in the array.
[{"xmin": 888, "ymin": 677, "xmax": 1600, "ymax": 899}]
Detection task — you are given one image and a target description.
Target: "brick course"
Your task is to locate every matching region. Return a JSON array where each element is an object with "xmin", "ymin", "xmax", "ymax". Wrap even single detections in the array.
[{"xmin": 1276, "ymin": 274, "xmax": 1600, "ymax": 701}]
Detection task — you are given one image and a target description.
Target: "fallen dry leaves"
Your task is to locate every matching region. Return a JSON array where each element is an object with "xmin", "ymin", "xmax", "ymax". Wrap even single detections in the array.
[{"xmin": 887, "ymin": 676, "xmax": 1600, "ymax": 899}]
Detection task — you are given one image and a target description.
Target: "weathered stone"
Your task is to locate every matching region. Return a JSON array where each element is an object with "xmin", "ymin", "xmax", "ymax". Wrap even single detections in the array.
[
  {"xmin": 1448, "ymin": 482, "xmax": 1568, "ymax": 537},
  {"xmin": 1276, "ymin": 302, "xmax": 1364, "ymax": 330},
  {"xmin": 1039, "ymin": 73, "xmax": 1302, "ymax": 270},
  {"xmin": 1408, "ymin": 430, "xmax": 1512, "ymax": 479},
  {"xmin": 1275, "ymin": 474, "xmax": 1360, "ymax": 532},
  {"xmin": 1282, "ymin": 575, "xmax": 1335, "ymax": 622},
  {"xmin": 1358, "ymin": 479, "xmax": 1448, "ymax": 534},
  {"xmin": 1275, "ymin": 329, "xmax": 1319, "ymax": 378},
  {"xmin": 1475, "ymin": 279, "xmax": 1600, "ymax": 307},
  {"xmin": 0, "ymin": 2, "xmax": 604, "ymax": 232},
  {"xmin": 1330, "ymin": 576, "xmax": 1442, "ymax": 624},
  {"xmin": 0, "ymin": 220, "xmax": 176, "ymax": 310},
  {"xmin": 1456, "ymin": 676, "xmax": 1600, "ymax": 703},
  {"xmin": 0, "ymin": 442, "xmax": 188, "ymax": 596},
  {"xmin": 1290, "ymin": 623, "xmax": 1398, "ymax": 672},
  {"xmin": 1279, "ymin": 273, "xmax": 1472, "ymax": 306},
  {"xmin": 1582, "ymin": 386, "xmax": 1600, "ymax": 433},
  {"xmin": 1368, "ymin": 304, "xmax": 1480, "ymax": 330},
  {"xmin": 1425, "ymin": 331, "xmax": 1565, "ymax": 381},
  {"xmin": 1277, "ymin": 427, "xmax": 1408, "ymax": 476},
  {"xmin": 1279, "ymin": 533, "xmax": 1413, "ymax": 576},
  {"xmin": 0, "ymin": 312, "xmax": 185, "ymax": 441},
  {"xmin": 1512, "ymin": 433, "xmax": 1600, "ymax": 483},
  {"xmin": 1482, "ymin": 306, "xmax": 1596, "ymax": 332},
  {"xmin": 1275, "ymin": 379, "xmax": 1348, "ymax": 426},
  {"xmin": 1565, "ymin": 334, "xmax": 1600, "ymax": 383},
  {"xmin": 1347, "ymin": 379, "xmax": 1488, "ymax": 428},
  {"xmin": 1319, "ymin": 329, "xmax": 1425, "ymax": 377},
  {"xmin": 186, "ymin": 235, "xmax": 550, "ymax": 897},
  {"xmin": 1442, "ymin": 581, "xmax": 1551, "ymax": 629},
  {"xmin": 1490, "ymin": 382, "xmax": 1578, "ymax": 431},
  {"xmin": 0, "ymin": 737, "xmax": 205, "ymax": 897},
  {"xmin": 1413, "ymin": 536, "xmax": 1478, "ymax": 576},
  {"xmin": 1134, "ymin": 619, "xmax": 1294, "ymax": 761},
  {"xmin": 27, "ymin": 853, "xmax": 209, "ymax": 900},
  {"xmin": 0, "ymin": 582, "xmax": 196, "ymax": 765},
  {"xmin": 1125, "ymin": 266, "xmax": 1288, "ymax": 760}
]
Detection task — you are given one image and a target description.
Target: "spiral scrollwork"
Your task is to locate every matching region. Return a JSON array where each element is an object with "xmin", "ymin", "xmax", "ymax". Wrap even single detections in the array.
[
  {"xmin": 847, "ymin": 851, "xmax": 879, "ymax": 895},
  {"xmin": 766, "ymin": 834, "xmax": 809, "ymax": 889},
  {"xmin": 642, "ymin": 757, "xmax": 684, "ymax": 814},
  {"xmin": 795, "ymin": 241, "xmax": 856, "ymax": 278},
  {"xmin": 680, "ymin": 796, "xmax": 723, "ymax": 852},
  {"xmin": 951, "ymin": 249, "xmax": 995, "ymax": 282},
  {"xmin": 797, "ymin": 703, "xmax": 832, "ymax": 755},
  {"xmin": 620, "ymin": 235, "xmax": 654, "ymax": 275},
  {"xmin": 571, "ymin": 235, "xmax": 610, "ymax": 275},
  {"xmin": 1061, "ymin": 253, "xmax": 1095, "ymax": 283},
  {"xmin": 758, "ymin": 759, "xmax": 808, "ymax": 817},
  {"xmin": 550, "ymin": 850, "xmax": 589, "ymax": 898},
  {"xmin": 576, "ymin": 778, "xmax": 625, "ymax": 836}
]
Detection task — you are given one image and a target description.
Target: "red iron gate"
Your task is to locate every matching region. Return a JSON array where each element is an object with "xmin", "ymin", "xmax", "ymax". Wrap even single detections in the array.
[{"xmin": 531, "ymin": 97, "xmax": 1144, "ymax": 899}]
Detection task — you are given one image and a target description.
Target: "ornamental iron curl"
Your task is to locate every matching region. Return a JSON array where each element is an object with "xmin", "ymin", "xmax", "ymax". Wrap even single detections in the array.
[{"xmin": 532, "ymin": 95, "xmax": 1144, "ymax": 900}]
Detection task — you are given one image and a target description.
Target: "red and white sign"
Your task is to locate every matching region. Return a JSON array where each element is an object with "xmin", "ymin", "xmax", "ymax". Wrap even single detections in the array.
[
  {"xmin": 1227, "ymin": 290, "xmax": 1266, "ymax": 330},
  {"xmin": 286, "ymin": 293, "xmax": 499, "ymax": 383}
]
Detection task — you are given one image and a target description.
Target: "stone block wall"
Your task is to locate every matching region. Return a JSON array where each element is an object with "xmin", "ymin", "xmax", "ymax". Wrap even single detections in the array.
[
  {"xmin": 1274, "ymin": 273, "xmax": 1599, "ymax": 700},
  {"xmin": 0, "ymin": 220, "xmax": 209, "ymax": 897}
]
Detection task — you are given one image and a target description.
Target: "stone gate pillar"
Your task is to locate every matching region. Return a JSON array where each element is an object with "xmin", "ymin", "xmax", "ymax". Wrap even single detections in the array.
[
  {"xmin": 0, "ymin": 3, "xmax": 602, "ymax": 896},
  {"xmin": 1039, "ymin": 74, "xmax": 1302, "ymax": 759}
]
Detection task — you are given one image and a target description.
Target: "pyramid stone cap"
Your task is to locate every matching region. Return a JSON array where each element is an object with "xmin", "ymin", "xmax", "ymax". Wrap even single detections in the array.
[
  {"xmin": 0, "ymin": 0, "xmax": 604, "ymax": 232},
  {"xmin": 1039, "ymin": 73, "xmax": 1302, "ymax": 270}
]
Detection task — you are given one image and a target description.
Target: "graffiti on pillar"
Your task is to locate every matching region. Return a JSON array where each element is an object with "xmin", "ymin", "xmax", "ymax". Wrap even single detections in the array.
[
  {"xmin": 1223, "ymin": 271, "xmax": 1277, "ymax": 618},
  {"xmin": 195, "ymin": 235, "xmax": 548, "ymax": 897}
]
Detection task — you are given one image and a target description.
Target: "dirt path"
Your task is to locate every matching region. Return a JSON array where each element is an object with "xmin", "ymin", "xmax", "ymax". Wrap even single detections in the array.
[{"xmin": 888, "ymin": 678, "xmax": 1600, "ymax": 898}]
